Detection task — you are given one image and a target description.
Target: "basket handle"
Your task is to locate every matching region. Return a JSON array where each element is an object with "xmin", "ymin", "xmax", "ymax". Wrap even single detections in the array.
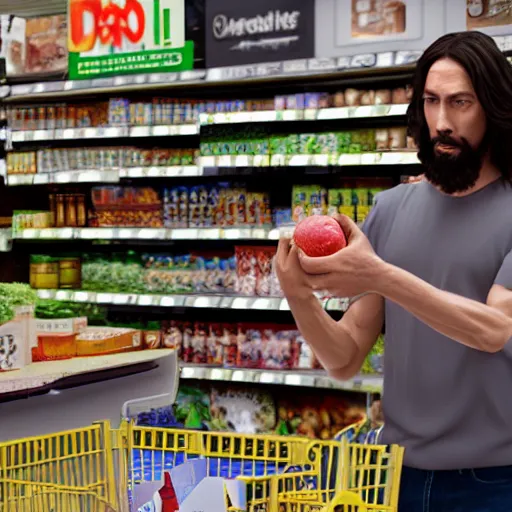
[{"xmin": 325, "ymin": 490, "xmax": 368, "ymax": 511}]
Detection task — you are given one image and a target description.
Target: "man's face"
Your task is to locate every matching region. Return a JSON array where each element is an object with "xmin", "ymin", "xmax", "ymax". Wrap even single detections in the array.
[{"xmin": 422, "ymin": 57, "xmax": 488, "ymax": 193}]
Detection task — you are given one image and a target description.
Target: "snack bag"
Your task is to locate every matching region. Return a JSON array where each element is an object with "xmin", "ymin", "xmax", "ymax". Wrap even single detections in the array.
[
  {"xmin": 207, "ymin": 323, "xmax": 223, "ymax": 366},
  {"xmin": 181, "ymin": 322, "xmax": 194, "ymax": 363},
  {"xmin": 222, "ymin": 324, "xmax": 238, "ymax": 367},
  {"xmin": 235, "ymin": 247, "xmax": 257, "ymax": 296},
  {"xmin": 255, "ymin": 247, "xmax": 275, "ymax": 297},
  {"xmin": 191, "ymin": 322, "xmax": 207, "ymax": 364}
]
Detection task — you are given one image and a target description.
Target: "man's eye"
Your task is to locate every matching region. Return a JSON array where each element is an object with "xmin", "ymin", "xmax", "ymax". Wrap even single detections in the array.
[
  {"xmin": 454, "ymin": 99, "xmax": 468, "ymax": 106},
  {"xmin": 423, "ymin": 97, "xmax": 437, "ymax": 104}
]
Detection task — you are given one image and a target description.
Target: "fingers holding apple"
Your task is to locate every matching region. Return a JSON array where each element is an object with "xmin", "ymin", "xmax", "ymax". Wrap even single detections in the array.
[
  {"xmin": 293, "ymin": 214, "xmax": 381, "ymax": 298},
  {"xmin": 274, "ymin": 237, "xmax": 314, "ymax": 300}
]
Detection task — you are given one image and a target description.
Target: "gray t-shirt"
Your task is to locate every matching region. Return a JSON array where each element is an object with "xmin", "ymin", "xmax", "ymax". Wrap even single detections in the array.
[{"xmin": 363, "ymin": 178, "xmax": 512, "ymax": 470}]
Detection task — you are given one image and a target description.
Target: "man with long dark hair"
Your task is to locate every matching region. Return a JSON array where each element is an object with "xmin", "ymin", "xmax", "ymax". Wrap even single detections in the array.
[{"xmin": 275, "ymin": 31, "xmax": 512, "ymax": 511}]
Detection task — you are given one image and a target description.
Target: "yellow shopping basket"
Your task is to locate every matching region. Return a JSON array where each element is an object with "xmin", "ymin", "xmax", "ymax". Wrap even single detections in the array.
[
  {"xmin": 123, "ymin": 423, "xmax": 404, "ymax": 512},
  {"xmin": 123, "ymin": 422, "xmax": 330, "ymax": 511},
  {"xmin": 0, "ymin": 421, "xmax": 119, "ymax": 512},
  {"xmin": 0, "ymin": 420, "xmax": 403, "ymax": 511},
  {"xmin": 270, "ymin": 439, "xmax": 403, "ymax": 512}
]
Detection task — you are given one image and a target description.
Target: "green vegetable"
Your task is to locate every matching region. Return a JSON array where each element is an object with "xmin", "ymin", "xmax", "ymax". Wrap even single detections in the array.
[{"xmin": 0, "ymin": 283, "xmax": 37, "ymax": 325}]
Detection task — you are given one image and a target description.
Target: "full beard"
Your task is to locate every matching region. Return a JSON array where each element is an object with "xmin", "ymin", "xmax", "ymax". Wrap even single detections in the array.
[{"xmin": 419, "ymin": 134, "xmax": 488, "ymax": 195}]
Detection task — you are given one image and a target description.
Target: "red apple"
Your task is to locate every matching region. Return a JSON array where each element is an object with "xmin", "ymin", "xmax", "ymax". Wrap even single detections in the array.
[{"xmin": 293, "ymin": 215, "xmax": 347, "ymax": 257}]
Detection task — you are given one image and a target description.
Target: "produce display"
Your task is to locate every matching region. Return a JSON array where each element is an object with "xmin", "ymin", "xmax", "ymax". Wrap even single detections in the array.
[
  {"xmin": 293, "ymin": 215, "xmax": 347, "ymax": 257},
  {"xmin": 0, "ymin": 283, "xmax": 37, "ymax": 326},
  {"xmin": 6, "ymin": 147, "xmax": 198, "ymax": 176}
]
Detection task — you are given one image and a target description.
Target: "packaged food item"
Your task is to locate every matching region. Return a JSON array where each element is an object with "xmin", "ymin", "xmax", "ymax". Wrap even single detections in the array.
[
  {"xmin": 392, "ymin": 87, "xmax": 408, "ymax": 104},
  {"xmin": 59, "ymin": 256, "xmax": 81, "ymax": 289},
  {"xmin": 75, "ymin": 327, "xmax": 141, "ymax": 355},
  {"xmin": 263, "ymin": 327, "xmax": 294, "ymax": 370},
  {"xmin": 30, "ymin": 255, "xmax": 59, "ymax": 289},
  {"xmin": 332, "ymin": 92, "xmax": 345, "ymax": 108},
  {"xmin": 163, "ymin": 187, "xmax": 188, "ymax": 228},
  {"xmin": 292, "ymin": 185, "xmax": 309, "ymax": 223},
  {"xmin": 237, "ymin": 324, "xmax": 263, "ymax": 369},
  {"xmin": 181, "ymin": 322, "xmax": 194, "ymax": 363},
  {"xmin": 235, "ymin": 246, "xmax": 257, "ymax": 296},
  {"xmin": 109, "ymin": 98, "xmax": 130, "ymax": 126},
  {"xmin": 360, "ymin": 90, "xmax": 375, "ymax": 105},
  {"xmin": 345, "ymin": 88, "xmax": 361, "ymax": 106},
  {"xmin": 308, "ymin": 186, "xmax": 328, "ymax": 216},
  {"xmin": 162, "ymin": 320, "xmax": 183, "ymax": 352},
  {"xmin": 222, "ymin": 324, "xmax": 238, "ymax": 367},
  {"xmin": 255, "ymin": 247, "xmax": 275, "ymax": 297},
  {"xmin": 188, "ymin": 186, "xmax": 208, "ymax": 228},
  {"xmin": 33, "ymin": 333, "xmax": 76, "ymax": 361},
  {"xmin": 375, "ymin": 89, "xmax": 392, "ymax": 105},
  {"xmin": 207, "ymin": 323, "xmax": 223, "ymax": 365},
  {"xmin": 375, "ymin": 128, "xmax": 390, "ymax": 151},
  {"xmin": 389, "ymin": 127, "xmax": 407, "ymax": 149},
  {"xmin": 143, "ymin": 321, "xmax": 162, "ymax": 349}
]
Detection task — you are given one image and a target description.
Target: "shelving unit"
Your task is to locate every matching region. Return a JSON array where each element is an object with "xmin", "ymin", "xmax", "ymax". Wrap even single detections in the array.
[
  {"xmin": 35, "ymin": 289, "xmax": 349, "ymax": 312},
  {"xmin": 180, "ymin": 364, "xmax": 382, "ymax": 393},
  {"xmin": 0, "ymin": 54, "xmax": 427, "ymax": 404},
  {"xmin": 0, "ymin": 349, "xmax": 174, "ymax": 397}
]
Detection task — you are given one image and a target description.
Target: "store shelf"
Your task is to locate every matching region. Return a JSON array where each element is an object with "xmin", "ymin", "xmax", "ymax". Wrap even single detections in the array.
[
  {"xmin": 4, "ymin": 53, "xmax": 419, "ymax": 102},
  {"xmin": 10, "ymin": 124, "xmax": 198, "ymax": 143},
  {"xmin": 0, "ymin": 349, "xmax": 173, "ymax": 397},
  {"xmin": 3, "ymin": 47, "xmax": 511, "ymax": 104},
  {"xmin": 200, "ymin": 151, "xmax": 419, "ymax": 168},
  {"xmin": 14, "ymin": 226, "xmax": 280, "ymax": 241},
  {"xmin": 180, "ymin": 364, "xmax": 383, "ymax": 393},
  {"xmin": 35, "ymin": 289, "xmax": 349, "ymax": 312},
  {"xmin": 6, "ymin": 166, "xmax": 202, "ymax": 186},
  {"xmin": 199, "ymin": 104, "xmax": 408, "ymax": 126}
]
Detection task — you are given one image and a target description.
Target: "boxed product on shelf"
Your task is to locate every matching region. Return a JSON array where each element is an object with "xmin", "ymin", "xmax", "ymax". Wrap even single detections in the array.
[
  {"xmin": 30, "ymin": 255, "xmax": 82, "ymax": 290},
  {"xmin": 33, "ymin": 332, "xmax": 77, "ymax": 361},
  {"xmin": 143, "ymin": 321, "xmax": 162, "ymax": 349},
  {"xmin": 75, "ymin": 327, "xmax": 142, "ymax": 356},
  {"xmin": 90, "ymin": 186, "xmax": 163, "ymax": 227},
  {"xmin": 6, "ymin": 152, "xmax": 37, "ymax": 175},
  {"xmin": 292, "ymin": 186, "xmax": 328, "ymax": 223},
  {"xmin": 163, "ymin": 184, "xmax": 271, "ymax": 229}
]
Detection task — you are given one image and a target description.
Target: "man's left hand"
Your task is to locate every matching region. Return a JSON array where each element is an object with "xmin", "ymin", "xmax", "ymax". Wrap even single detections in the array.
[{"xmin": 297, "ymin": 214, "xmax": 384, "ymax": 297}]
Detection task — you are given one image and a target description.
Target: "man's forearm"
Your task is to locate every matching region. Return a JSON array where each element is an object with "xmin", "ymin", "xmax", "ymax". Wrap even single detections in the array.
[
  {"xmin": 373, "ymin": 262, "xmax": 512, "ymax": 352},
  {"xmin": 286, "ymin": 294, "xmax": 357, "ymax": 370}
]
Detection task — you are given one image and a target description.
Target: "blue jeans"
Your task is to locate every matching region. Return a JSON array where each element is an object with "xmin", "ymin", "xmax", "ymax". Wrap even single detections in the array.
[{"xmin": 399, "ymin": 465, "xmax": 512, "ymax": 512}]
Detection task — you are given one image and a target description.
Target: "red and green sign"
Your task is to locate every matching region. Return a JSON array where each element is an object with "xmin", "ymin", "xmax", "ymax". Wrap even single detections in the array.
[{"xmin": 68, "ymin": 0, "xmax": 193, "ymax": 79}]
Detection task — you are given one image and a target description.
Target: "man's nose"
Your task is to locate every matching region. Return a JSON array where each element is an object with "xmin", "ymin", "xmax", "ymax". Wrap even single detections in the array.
[{"xmin": 436, "ymin": 106, "xmax": 453, "ymax": 133}]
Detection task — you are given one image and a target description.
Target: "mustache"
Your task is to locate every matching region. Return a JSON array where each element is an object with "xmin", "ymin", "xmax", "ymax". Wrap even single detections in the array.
[{"xmin": 431, "ymin": 134, "xmax": 465, "ymax": 148}]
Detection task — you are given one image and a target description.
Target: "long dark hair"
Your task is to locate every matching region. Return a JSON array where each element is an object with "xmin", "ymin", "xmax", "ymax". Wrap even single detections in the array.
[{"xmin": 407, "ymin": 31, "xmax": 512, "ymax": 182}]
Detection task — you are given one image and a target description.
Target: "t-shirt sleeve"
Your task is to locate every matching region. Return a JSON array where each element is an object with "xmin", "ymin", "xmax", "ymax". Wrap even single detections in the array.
[{"xmin": 495, "ymin": 250, "xmax": 512, "ymax": 288}]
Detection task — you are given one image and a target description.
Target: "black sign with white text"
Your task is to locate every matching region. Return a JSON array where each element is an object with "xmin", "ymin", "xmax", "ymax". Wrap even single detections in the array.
[{"xmin": 205, "ymin": 0, "xmax": 315, "ymax": 68}]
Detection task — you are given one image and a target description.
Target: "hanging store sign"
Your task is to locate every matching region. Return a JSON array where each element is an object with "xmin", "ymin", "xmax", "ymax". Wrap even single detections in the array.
[
  {"xmin": 67, "ymin": 0, "xmax": 193, "ymax": 80},
  {"xmin": 205, "ymin": 0, "xmax": 315, "ymax": 68}
]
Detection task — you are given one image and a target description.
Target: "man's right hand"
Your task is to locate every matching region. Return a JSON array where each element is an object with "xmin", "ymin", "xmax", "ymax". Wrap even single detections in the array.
[{"xmin": 274, "ymin": 237, "xmax": 314, "ymax": 300}]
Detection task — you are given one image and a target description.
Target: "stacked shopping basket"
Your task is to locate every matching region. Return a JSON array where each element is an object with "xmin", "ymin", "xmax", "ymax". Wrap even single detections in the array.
[{"xmin": 0, "ymin": 418, "xmax": 403, "ymax": 512}]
